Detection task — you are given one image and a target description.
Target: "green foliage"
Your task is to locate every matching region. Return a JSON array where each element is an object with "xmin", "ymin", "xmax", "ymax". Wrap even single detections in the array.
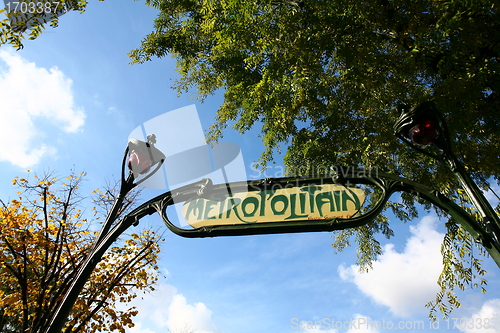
[
  {"xmin": 130, "ymin": 0, "xmax": 500, "ymax": 320},
  {"xmin": 0, "ymin": 0, "xmax": 96, "ymax": 49},
  {"xmin": 426, "ymin": 218, "xmax": 488, "ymax": 320},
  {"xmin": 130, "ymin": 0, "xmax": 499, "ymax": 188}
]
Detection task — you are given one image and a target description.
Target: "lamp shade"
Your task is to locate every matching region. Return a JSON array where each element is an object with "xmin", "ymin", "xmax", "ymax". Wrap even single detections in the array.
[
  {"xmin": 408, "ymin": 117, "xmax": 440, "ymax": 146},
  {"xmin": 393, "ymin": 101, "xmax": 452, "ymax": 158},
  {"xmin": 127, "ymin": 135, "xmax": 165, "ymax": 177}
]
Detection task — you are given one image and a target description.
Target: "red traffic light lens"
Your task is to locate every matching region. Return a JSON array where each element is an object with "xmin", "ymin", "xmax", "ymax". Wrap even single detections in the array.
[
  {"xmin": 408, "ymin": 119, "xmax": 439, "ymax": 146},
  {"xmin": 128, "ymin": 150, "xmax": 152, "ymax": 174}
]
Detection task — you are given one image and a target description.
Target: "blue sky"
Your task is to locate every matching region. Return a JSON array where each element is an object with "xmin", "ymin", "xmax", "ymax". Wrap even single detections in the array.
[{"xmin": 1, "ymin": 2, "xmax": 500, "ymax": 332}]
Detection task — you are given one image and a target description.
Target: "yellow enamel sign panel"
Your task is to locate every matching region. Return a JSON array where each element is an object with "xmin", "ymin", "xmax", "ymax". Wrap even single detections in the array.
[{"xmin": 182, "ymin": 184, "xmax": 366, "ymax": 228}]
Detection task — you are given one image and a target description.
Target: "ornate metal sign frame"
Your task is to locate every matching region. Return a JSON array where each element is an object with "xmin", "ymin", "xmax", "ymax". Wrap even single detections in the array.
[{"xmin": 119, "ymin": 167, "xmax": 500, "ymax": 268}]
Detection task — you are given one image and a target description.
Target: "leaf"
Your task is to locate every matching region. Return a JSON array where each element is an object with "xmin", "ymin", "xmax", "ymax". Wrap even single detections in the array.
[{"xmin": 1, "ymin": 171, "xmax": 161, "ymax": 332}]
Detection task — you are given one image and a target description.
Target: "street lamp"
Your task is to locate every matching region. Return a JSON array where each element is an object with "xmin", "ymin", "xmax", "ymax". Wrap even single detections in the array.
[
  {"xmin": 394, "ymin": 101, "xmax": 500, "ymax": 244},
  {"xmin": 44, "ymin": 135, "xmax": 165, "ymax": 333}
]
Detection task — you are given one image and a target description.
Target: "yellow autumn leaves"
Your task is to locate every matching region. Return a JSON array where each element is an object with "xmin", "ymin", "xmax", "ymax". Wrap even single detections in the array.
[{"xmin": 0, "ymin": 171, "xmax": 161, "ymax": 333}]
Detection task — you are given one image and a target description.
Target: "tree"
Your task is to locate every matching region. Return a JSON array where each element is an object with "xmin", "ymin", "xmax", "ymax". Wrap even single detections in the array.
[
  {"xmin": 3, "ymin": 0, "xmax": 499, "ymax": 320},
  {"xmin": 0, "ymin": 0, "xmax": 87, "ymax": 49},
  {"xmin": 0, "ymin": 171, "xmax": 161, "ymax": 333},
  {"xmin": 127, "ymin": 0, "xmax": 499, "ymax": 319}
]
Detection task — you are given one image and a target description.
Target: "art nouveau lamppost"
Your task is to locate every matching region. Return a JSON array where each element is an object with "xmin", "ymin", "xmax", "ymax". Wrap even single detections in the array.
[
  {"xmin": 393, "ymin": 101, "xmax": 500, "ymax": 244},
  {"xmin": 44, "ymin": 134, "xmax": 166, "ymax": 333}
]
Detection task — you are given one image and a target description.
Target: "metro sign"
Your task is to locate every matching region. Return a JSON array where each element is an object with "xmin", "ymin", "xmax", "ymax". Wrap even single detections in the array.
[{"xmin": 182, "ymin": 183, "xmax": 365, "ymax": 228}]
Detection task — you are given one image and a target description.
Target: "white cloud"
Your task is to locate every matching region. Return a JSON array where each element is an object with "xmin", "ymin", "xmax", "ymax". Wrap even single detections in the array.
[
  {"xmin": 124, "ymin": 282, "xmax": 219, "ymax": 333},
  {"xmin": 167, "ymin": 294, "xmax": 220, "ymax": 333},
  {"xmin": 0, "ymin": 49, "xmax": 85, "ymax": 168},
  {"xmin": 338, "ymin": 216, "xmax": 444, "ymax": 317},
  {"xmin": 458, "ymin": 299, "xmax": 500, "ymax": 333},
  {"xmin": 119, "ymin": 282, "xmax": 176, "ymax": 331}
]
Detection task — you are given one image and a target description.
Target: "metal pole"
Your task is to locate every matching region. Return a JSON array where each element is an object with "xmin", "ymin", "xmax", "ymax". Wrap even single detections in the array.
[
  {"xmin": 43, "ymin": 136, "xmax": 164, "ymax": 333},
  {"xmin": 43, "ymin": 175, "xmax": 137, "ymax": 333},
  {"xmin": 444, "ymin": 154, "xmax": 500, "ymax": 244}
]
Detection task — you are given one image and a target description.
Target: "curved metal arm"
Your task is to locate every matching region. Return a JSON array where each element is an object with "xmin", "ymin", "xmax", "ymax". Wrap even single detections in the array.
[
  {"xmin": 121, "ymin": 168, "xmax": 500, "ymax": 267},
  {"xmin": 82, "ymin": 166, "xmax": 500, "ymax": 268}
]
